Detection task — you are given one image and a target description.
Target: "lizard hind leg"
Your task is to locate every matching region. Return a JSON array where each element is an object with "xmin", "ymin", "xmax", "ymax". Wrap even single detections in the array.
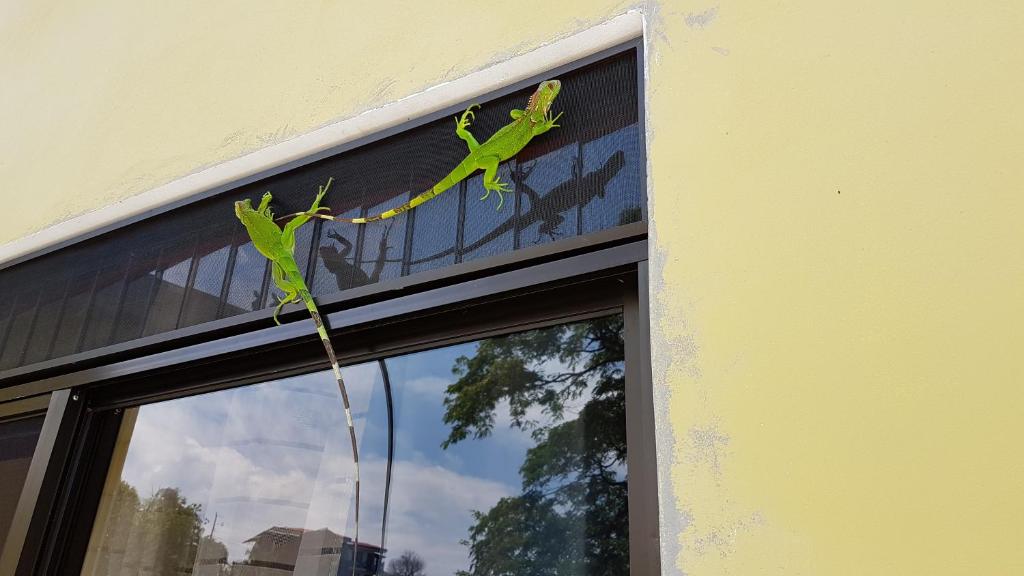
[
  {"xmin": 479, "ymin": 156, "xmax": 512, "ymax": 210},
  {"xmin": 270, "ymin": 263, "xmax": 300, "ymax": 325},
  {"xmin": 272, "ymin": 290, "xmax": 299, "ymax": 325}
]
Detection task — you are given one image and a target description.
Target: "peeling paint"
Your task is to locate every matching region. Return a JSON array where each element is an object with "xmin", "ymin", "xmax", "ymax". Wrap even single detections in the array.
[
  {"xmin": 684, "ymin": 5, "xmax": 718, "ymax": 29},
  {"xmin": 686, "ymin": 512, "xmax": 765, "ymax": 558},
  {"xmin": 685, "ymin": 425, "xmax": 730, "ymax": 478}
]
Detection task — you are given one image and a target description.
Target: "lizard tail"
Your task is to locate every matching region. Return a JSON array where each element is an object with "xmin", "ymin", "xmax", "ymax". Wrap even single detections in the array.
[
  {"xmin": 276, "ymin": 158, "xmax": 477, "ymax": 224},
  {"xmin": 297, "ymin": 287, "xmax": 361, "ymax": 576}
]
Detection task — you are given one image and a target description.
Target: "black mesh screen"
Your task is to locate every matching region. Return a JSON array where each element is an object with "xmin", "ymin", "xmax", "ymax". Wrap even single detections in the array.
[{"xmin": 0, "ymin": 47, "xmax": 644, "ymax": 371}]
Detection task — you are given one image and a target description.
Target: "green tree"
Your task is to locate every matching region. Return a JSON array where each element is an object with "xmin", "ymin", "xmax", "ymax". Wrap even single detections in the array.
[
  {"xmin": 135, "ymin": 488, "xmax": 205, "ymax": 576},
  {"xmin": 90, "ymin": 482, "xmax": 207, "ymax": 576},
  {"xmin": 444, "ymin": 315, "xmax": 628, "ymax": 576}
]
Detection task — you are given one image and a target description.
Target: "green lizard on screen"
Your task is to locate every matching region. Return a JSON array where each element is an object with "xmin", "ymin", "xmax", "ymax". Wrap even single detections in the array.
[
  {"xmin": 233, "ymin": 179, "xmax": 362, "ymax": 576},
  {"xmin": 278, "ymin": 79, "xmax": 563, "ymax": 223}
]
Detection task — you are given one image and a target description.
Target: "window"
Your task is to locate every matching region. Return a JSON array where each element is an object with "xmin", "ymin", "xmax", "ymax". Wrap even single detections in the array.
[
  {"xmin": 0, "ymin": 46, "xmax": 644, "ymax": 374},
  {"xmin": 1, "ymin": 41, "xmax": 656, "ymax": 576},
  {"xmin": 0, "ymin": 413, "xmax": 45, "ymax": 545},
  {"xmin": 79, "ymin": 315, "xmax": 628, "ymax": 575}
]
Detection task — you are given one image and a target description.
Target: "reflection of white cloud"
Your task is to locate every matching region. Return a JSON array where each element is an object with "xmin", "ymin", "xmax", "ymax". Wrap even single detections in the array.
[
  {"xmin": 385, "ymin": 458, "xmax": 513, "ymax": 576},
  {"xmin": 401, "ymin": 375, "xmax": 449, "ymax": 399},
  {"xmin": 104, "ymin": 334, "xmax": 608, "ymax": 575},
  {"xmin": 111, "ymin": 367, "xmax": 517, "ymax": 575},
  {"xmin": 118, "ymin": 370, "xmax": 376, "ymax": 564}
]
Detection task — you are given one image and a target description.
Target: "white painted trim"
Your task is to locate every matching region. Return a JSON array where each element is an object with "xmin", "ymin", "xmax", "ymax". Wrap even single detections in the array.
[{"xmin": 0, "ymin": 11, "xmax": 643, "ymax": 267}]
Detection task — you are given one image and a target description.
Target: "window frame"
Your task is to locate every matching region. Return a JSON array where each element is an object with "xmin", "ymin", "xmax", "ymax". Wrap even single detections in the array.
[
  {"xmin": 8, "ymin": 241, "xmax": 658, "ymax": 575},
  {"xmin": 0, "ymin": 37, "xmax": 647, "ymax": 385},
  {"xmin": 0, "ymin": 38, "xmax": 659, "ymax": 576},
  {"xmin": 0, "ymin": 391, "xmax": 68, "ymax": 575}
]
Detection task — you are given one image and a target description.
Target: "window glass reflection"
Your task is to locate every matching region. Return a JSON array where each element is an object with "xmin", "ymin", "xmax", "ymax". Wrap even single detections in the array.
[
  {"xmin": 0, "ymin": 414, "xmax": 45, "ymax": 546},
  {"xmin": 82, "ymin": 366, "xmax": 389, "ymax": 576},
  {"xmin": 383, "ymin": 314, "xmax": 628, "ymax": 575},
  {"xmin": 81, "ymin": 315, "xmax": 627, "ymax": 575},
  {"xmin": 461, "ymin": 164, "xmax": 517, "ymax": 263}
]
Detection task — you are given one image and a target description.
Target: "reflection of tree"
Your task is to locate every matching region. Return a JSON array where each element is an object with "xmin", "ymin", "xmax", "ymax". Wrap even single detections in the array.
[
  {"xmin": 388, "ymin": 550, "xmax": 426, "ymax": 576},
  {"xmin": 443, "ymin": 316, "xmax": 628, "ymax": 576},
  {"xmin": 139, "ymin": 488, "xmax": 205, "ymax": 575},
  {"xmin": 93, "ymin": 481, "xmax": 215, "ymax": 576}
]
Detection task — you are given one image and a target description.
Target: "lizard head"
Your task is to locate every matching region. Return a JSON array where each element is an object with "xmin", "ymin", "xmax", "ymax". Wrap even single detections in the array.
[
  {"xmin": 233, "ymin": 198, "xmax": 254, "ymax": 220},
  {"xmin": 526, "ymin": 79, "xmax": 561, "ymax": 115},
  {"xmin": 234, "ymin": 192, "xmax": 275, "ymax": 222}
]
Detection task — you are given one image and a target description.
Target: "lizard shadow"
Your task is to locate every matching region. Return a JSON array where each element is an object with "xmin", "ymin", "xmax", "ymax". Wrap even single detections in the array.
[
  {"xmin": 462, "ymin": 148, "xmax": 627, "ymax": 252},
  {"xmin": 318, "ymin": 223, "xmax": 394, "ymax": 291}
]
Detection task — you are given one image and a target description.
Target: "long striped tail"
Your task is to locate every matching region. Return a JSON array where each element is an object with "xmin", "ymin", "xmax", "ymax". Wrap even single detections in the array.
[
  {"xmin": 277, "ymin": 157, "xmax": 476, "ymax": 224},
  {"xmin": 298, "ymin": 288, "xmax": 360, "ymax": 576}
]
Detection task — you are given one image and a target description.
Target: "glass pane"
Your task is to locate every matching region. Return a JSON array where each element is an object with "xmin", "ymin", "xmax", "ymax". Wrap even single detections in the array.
[
  {"xmin": 311, "ymin": 208, "xmax": 368, "ymax": 296},
  {"xmin": 81, "ymin": 315, "xmax": 627, "ymax": 575},
  {"xmin": 383, "ymin": 314, "xmax": 627, "ymax": 575},
  {"xmin": 221, "ymin": 238, "xmax": 270, "ymax": 317},
  {"xmin": 179, "ymin": 234, "xmax": 232, "ymax": 329},
  {"xmin": 0, "ymin": 414, "xmax": 45, "ymax": 545},
  {"xmin": 406, "ymin": 186, "xmax": 460, "ymax": 275},
  {"xmin": 461, "ymin": 162, "xmax": 517, "ymax": 262},
  {"xmin": 81, "ymin": 367, "xmax": 389, "ymax": 576},
  {"xmin": 356, "ymin": 198, "xmax": 408, "ymax": 284},
  {"xmin": 517, "ymin": 144, "xmax": 581, "ymax": 249}
]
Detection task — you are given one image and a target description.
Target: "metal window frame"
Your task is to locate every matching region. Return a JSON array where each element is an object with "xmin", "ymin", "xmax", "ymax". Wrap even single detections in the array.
[
  {"xmin": 0, "ymin": 391, "xmax": 75, "ymax": 576},
  {"xmin": 0, "ymin": 36, "xmax": 659, "ymax": 575},
  {"xmin": 0, "ymin": 38, "xmax": 646, "ymax": 384},
  {"xmin": 6, "ymin": 241, "xmax": 659, "ymax": 575}
]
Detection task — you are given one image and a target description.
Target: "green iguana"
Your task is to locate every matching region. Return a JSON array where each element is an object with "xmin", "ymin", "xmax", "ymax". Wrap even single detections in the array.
[
  {"xmin": 233, "ymin": 80, "xmax": 563, "ymax": 574},
  {"xmin": 278, "ymin": 79, "xmax": 562, "ymax": 223},
  {"xmin": 233, "ymin": 178, "xmax": 362, "ymax": 576}
]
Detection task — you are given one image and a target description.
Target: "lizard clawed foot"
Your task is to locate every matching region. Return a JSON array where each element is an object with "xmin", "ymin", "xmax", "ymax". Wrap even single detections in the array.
[
  {"xmin": 544, "ymin": 110, "xmax": 564, "ymax": 129},
  {"xmin": 481, "ymin": 179, "xmax": 512, "ymax": 210},
  {"xmin": 456, "ymin": 104, "xmax": 480, "ymax": 131}
]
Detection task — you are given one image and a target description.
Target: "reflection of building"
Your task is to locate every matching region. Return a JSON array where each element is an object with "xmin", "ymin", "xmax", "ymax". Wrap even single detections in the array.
[{"xmin": 234, "ymin": 527, "xmax": 383, "ymax": 576}]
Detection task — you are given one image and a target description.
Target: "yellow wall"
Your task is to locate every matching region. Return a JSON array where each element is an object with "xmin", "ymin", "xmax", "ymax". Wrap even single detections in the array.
[{"xmin": 3, "ymin": 1, "xmax": 1023, "ymax": 574}]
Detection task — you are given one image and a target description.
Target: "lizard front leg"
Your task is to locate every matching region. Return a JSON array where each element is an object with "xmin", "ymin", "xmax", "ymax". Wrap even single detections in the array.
[
  {"xmin": 533, "ymin": 110, "xmax": 564, "ymax": 136},
  {"xmin": 478, "ymin": 155, "xmax": 511, "ymax": 210},
  {"xmin": 455, "ymin": 104, "xmax": 481, "ymax": 152}
]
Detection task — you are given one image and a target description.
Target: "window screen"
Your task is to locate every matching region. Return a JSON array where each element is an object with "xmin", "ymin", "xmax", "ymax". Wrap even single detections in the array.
[{"xmin": 0, "ymin": 46, "xmax": 643, "ymax": 372}]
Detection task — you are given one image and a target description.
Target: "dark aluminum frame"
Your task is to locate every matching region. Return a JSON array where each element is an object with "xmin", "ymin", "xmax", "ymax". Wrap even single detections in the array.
[{"xmin": 0, "ymin": 38, "xmax": 659, "ymax": 576}]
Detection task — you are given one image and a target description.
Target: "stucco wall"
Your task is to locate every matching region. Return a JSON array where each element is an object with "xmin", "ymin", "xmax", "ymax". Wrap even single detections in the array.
[{"xmin": 3, "ymin": 1, "xmax": 1023, "ymax": 574}]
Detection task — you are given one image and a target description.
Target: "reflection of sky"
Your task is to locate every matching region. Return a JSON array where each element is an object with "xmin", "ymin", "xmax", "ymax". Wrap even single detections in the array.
[
  {"xmin": 103, "ymin": 323, "xmax": 609, "ymax": 576},
  {"xmin": 581, "ymin": 124, "xmax": 644, "ymax": 233},
  {"xmin": 382, "ymin": 339, "xmax": 606, "ymax": 576},
  {"xmin": 223, "ymin": 241, "xmax": 267, "ymax": 314},
  {"xmin": 359, "ymin": 197, "xmax": 408, "ymax": 282},
  {"xmin": 117, "ymin": 366, "xmax": 390, "ymax": 567},
  {"xmin": 519, "ymin": 143, "xmax": 578, "ymax": 247},
  {"xmin": 311, "ymin": 206, "xmax": 361, "ymax": 296},
  {"xmin": 407, "ymin": 185, "xmax": 460, "ymax": 274},
  {"xmin": 462, "ymin": 164, "xmax": 517, "ymax": 262}
]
